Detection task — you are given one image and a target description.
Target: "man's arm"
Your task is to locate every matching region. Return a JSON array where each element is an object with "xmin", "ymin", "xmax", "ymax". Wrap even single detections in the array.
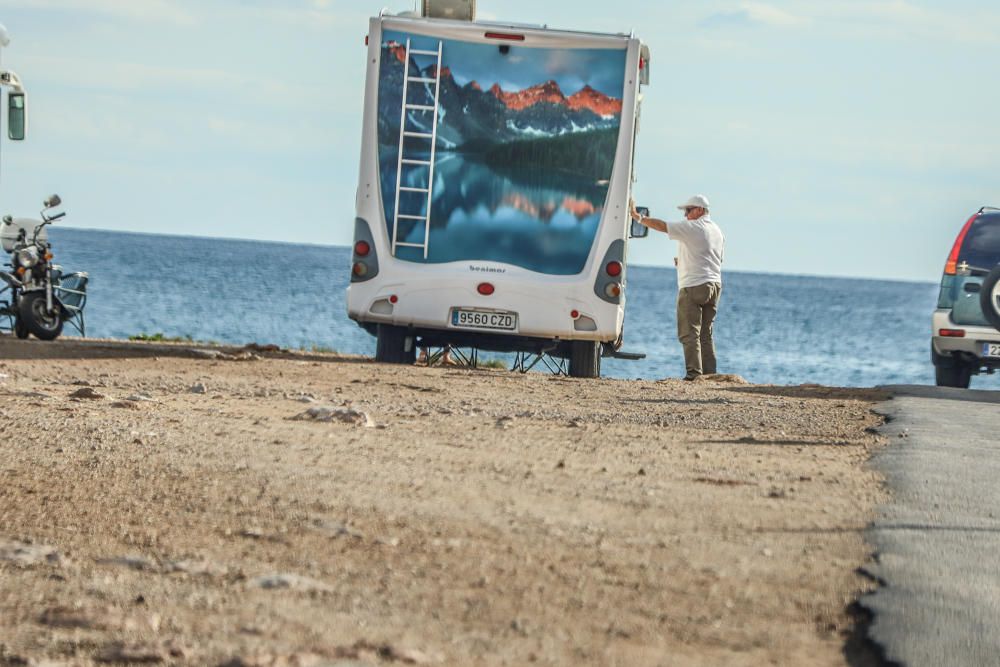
[{"xmin": 629, "ymin": 201, "xmax": 668, "ymax": 233}]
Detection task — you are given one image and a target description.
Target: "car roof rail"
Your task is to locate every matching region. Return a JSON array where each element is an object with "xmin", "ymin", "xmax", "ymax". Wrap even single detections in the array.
[{"xmin": 980, "ymin": 206, "xmax": 1000, "ymax": 213}]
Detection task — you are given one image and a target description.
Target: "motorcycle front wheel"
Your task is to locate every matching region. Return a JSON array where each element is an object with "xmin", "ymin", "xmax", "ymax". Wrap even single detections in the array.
[
  {"xmin": 19, "ymin": 292, "xmax": 63, "ymax": 341},
  {"xmin": 14, "ymin": 316, "xmax": 29, "ymax": 339}
]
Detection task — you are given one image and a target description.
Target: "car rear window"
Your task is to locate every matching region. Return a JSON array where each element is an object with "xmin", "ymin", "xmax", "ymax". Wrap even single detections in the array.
[{"xmin": 959, "ymin": 212, "xmax": 1000, "ymax": 270}]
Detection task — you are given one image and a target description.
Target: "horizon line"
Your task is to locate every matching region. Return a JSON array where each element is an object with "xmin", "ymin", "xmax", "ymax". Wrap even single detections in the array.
[{"xmin": 51, "ymin": 225, "xmax": 938, "ymax": 286}]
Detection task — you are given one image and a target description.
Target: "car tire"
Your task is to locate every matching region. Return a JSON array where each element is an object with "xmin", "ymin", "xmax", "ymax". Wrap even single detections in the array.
[{"xmin": 980, "ymin": 265, "xmax": 1000, "ymax": 332}]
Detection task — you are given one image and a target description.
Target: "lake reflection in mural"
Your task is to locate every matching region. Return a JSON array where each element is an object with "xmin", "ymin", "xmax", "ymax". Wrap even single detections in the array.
[{"xmin": 377, "ymin": 30, "xmax": 628, "ymax": 275}]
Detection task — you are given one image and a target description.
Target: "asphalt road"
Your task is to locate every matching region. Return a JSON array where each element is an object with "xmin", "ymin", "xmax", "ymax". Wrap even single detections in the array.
[{"xmin": 864, "ymin": 384, "xmax": 1000, "ymax": 667}]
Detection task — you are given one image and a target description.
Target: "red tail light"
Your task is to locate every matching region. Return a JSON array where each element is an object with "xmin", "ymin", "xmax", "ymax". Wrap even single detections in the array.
[
  {"xmin": 570, "ymin": 310, "xmax": 580, "ymax": 319},
  {"xmin": 477, "ymin": 283, "xmax": 495, "ymax": 296},
  {"xmin": 389, "ymin": 294, "xmax": 398, "ymax": 304},
  {"xmin": 354, "ymin": 240, "xmax": 371, "ymax": 257},
  {"xmin": 484, "ymin": 31, "xmax": 525, "ymax": 41},
  {"xmin": 945, "ymin": 213, "xmax": 978, "ymax": 275},
  {"xmin": 939, "ymin": 329, "xmax": 966, "ymax": 337},
  {"xmin": 605, "ymin": 261, "xmax": 623, "ymax": 277}
]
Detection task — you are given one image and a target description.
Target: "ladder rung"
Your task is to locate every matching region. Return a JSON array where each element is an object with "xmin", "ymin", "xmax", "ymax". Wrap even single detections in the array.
[
  {"xmin": 401, "ymin": 159, "xmax": 432, "ymax": 166},
  {"xmin": 403, "ymin": 131, "xmax": 433, "ymax": 138},
  {"xmin": 409, "ymin": 49, "xmax": 440, "ymax": 56},
  {"xmin": 397, "ymin": 214, "xmax": 427, "ymax": 220},
  {"xmin": 408, "ymin": 77, "xmax": 435, "ymax": 83},
  {"xmin": 406, "ymin": 104, "xmax": 436, "ymax": 111},
  {"xmin": 399, "ymin": 186, "xmax": 429, "ymax": 193},
  {"xmin": 395, "ymin": 242, "xmax": 427, "ymax": 248}
]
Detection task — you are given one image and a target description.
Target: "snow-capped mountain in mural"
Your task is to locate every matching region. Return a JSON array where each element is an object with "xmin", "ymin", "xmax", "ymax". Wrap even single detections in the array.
[{"xmin": 379, "ymin": 41, "xmax": 623, "ymax": 149}]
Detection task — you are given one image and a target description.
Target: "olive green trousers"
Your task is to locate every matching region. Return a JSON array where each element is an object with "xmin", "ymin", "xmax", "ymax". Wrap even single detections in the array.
[{"xmin": 677, "ymin": 282, "xmax": 722, "ymax": 379}]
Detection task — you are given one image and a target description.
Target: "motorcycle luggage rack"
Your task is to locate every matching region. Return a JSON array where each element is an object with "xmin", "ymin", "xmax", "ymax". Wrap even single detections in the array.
[{"xmin": 56, "ymin": 272, "xmax": 89, "ymax": 337}]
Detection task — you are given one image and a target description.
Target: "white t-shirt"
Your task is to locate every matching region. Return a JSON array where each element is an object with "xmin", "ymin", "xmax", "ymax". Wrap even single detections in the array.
[{"xmin": 666, "ymin": 214, "xmax": 725, "ymax": 289}]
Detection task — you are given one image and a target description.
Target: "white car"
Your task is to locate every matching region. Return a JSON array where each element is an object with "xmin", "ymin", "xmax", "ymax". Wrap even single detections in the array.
[{"xmin": 932, "ymin": 206, "xmax": 1000, "ymax": 388}]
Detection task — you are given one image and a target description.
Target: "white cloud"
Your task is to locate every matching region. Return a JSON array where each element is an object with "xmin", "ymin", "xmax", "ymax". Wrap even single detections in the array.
[
  {"xmin": 702, "ymin": 2, "xmax": 809, "ymax": 29},
  {"xmin": 835, "ymin": 0, "xmax": 1000, "ymax": 42},
  {"xmin": 741, "ymin": 3, "xmax": 808, "ymax": 27},
  {"xmin": 699, "ymin": 0, "xmax": 1000, "ymax": 42},
  {"xmin": 0, "ymin": 0, "xmax": 371, "ymax": 31},
  {"xmin": 0, "ymin": 0, "xmax": 196, "ymax": 26},
  {"xmin": 20, "ymin": 54, "xmax": 349, "ymax": 112}
]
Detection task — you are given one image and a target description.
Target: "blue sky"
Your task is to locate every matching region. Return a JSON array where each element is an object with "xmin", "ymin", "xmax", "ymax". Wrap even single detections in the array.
[{"xmin": 0, "ymin": 0, "xmax": 997, "ymax": 282}]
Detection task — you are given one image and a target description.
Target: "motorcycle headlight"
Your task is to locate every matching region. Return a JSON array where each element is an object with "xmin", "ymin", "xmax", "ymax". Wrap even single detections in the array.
[{"xmin": 16, "ymin": 247, "xmax": 39, "ymax": 268}]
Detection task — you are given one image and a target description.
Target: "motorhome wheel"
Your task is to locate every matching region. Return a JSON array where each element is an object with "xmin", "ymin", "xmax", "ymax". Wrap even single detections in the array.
[
  {"xmin": 569, "ymin": 341, "xmax": 601, "ymax": 378},
  {"xmin": 375, "ymin": 324, "xmax": 416, "ymax": 364}
]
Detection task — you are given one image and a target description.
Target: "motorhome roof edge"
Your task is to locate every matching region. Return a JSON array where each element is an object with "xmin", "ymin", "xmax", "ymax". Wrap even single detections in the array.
[{"xmin": 380, "ymin": 12, "xmax": 637, "ymax": 43}]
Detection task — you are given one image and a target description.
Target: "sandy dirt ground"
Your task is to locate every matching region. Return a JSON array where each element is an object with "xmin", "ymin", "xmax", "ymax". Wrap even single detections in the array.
[{"xmin": 0, "ymin": 338, "xmax": 888, "ymax": 666}]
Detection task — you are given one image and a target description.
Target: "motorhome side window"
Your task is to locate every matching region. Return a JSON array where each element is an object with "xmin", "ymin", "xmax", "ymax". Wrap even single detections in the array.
[
  {"xmin": 7, "ymin": 92, "xmax": 26, "ymax": 140},
  {"xmin": 376, "ymin": 32, "xmax": 628, "ymax": 275}
]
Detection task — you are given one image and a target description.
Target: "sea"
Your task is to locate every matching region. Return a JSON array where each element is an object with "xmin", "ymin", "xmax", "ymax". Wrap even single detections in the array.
[{"xmin": 43, "ymin": 227, "xmax": 999, "ymax": 390}]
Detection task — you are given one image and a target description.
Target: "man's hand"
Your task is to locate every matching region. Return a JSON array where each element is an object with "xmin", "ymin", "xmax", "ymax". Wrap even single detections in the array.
[
  {"xmin": 628, "ymin": 199, "xmax": 667, "ymax": 234},
  {"xmin": 629, "ymin": 200, "xmax": 642, "ymax": 222}
]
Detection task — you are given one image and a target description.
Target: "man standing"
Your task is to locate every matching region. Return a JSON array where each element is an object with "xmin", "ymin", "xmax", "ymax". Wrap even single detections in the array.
[{"xmin": 630, "ymin": 195, "xmax": 725, "ymax": 380}]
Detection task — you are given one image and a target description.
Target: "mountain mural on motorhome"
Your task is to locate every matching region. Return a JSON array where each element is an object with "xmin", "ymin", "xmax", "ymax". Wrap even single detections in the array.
[
  {"xmin": 376, "ymin": 30, "xmax": 628, "ymax": 274},
  {"xmin": 379, "ymin": 38, "xmax": 624, "ymax": 156}
]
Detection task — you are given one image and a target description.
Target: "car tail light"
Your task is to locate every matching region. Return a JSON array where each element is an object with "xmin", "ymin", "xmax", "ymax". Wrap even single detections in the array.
[
  {"xmin": 570, "ymin": 310, "xmax": 580, "ymax": 319},
  {"xmin": 354, "ymin": 240, "xmax": 371, "ymax": 257},
  {"xmin": 389, "ymin": 294, "xmax": 398, "ymax": 304},
  {"xmin": 352, "ymin": 262, "xmax": 368, "ymax": 277},
  {"xmin": 477, "ymin": 283, "xmax": 495, "ymax": 296},
  {"xmin": 605, "ymin": 283, "xmax": 622, "ymax": 298},
  {"xmin": 484, "ymin": 31, "xmax": 525, "ymax": 41},
  {"xmin": 939, "ymin": 328, "xmax": 966, "ymax": 337},
  {"xmin": 944, "ymin": 213, "xmax": 978, "ymax": 275},
  {"xmin": 605, "ymin": 261, "xmax": 623, "ymax": 277}
]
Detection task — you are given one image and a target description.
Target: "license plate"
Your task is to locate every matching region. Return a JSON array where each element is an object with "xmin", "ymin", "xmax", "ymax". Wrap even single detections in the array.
[
  {"xmin": 451, "ymin": 308, "xmax": 516, "ymax": 331},
  {"xmin": 984, "ymin": 343, "xmax": 1000, "ymax": 358}
]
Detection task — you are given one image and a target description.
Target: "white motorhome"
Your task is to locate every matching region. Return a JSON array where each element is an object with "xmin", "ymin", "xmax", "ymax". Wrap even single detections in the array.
[
  {"xmin": 0, "ymin": 23, "xmax": 27, "ymax": 143},
  {"xmin": 347, "ymin": 1, "xmax": 650, "ymax": 377}
]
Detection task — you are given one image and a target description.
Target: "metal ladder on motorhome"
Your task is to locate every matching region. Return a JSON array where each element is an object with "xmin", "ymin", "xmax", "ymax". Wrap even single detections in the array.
[{"xmin": 391, "ymin": 39, "xmax": 443, "ymax": 259}]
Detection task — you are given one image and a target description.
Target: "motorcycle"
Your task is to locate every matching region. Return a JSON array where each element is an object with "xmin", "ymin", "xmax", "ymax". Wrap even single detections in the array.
[{"xmin": 0, "ymin": 194, "xmax": 87, "ymax": 340}]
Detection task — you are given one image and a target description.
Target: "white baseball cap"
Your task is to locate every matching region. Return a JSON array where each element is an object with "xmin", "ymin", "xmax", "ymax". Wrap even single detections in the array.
[{"xmin": 677, "ymin": 194, "xmax": 710, "ymax": 210}]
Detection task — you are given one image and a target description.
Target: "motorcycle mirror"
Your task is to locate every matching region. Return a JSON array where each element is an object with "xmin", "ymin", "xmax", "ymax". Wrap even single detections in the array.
[{"xmin": 43, "ymin": 194, "xmax": 61, "ymax": 208}]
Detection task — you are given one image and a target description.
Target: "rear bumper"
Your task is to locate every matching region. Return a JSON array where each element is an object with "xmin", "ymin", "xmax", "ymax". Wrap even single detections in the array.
[
  {"xmin": 347, "ymin": 276, "xmax": 625, "ymax": 345},
  {"xmin": 932, "ymin": 309, "xmax": 1000, "ymax": 366}
]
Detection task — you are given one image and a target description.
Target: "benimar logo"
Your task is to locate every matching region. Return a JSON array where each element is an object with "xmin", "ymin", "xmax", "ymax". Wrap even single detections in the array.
[{"xmin": 469, "ymin": 265, "xmax": 506, "ymax": 274}]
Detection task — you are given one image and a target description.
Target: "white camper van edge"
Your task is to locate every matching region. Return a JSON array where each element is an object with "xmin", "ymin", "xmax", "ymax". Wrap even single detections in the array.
[
  {"xmin": 0, "ymin": 23, "xmax": 28, "ymax": 144},
  {"xmin": 347, "ymin": 8, "xmax": 650, "ymax": 378}
]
